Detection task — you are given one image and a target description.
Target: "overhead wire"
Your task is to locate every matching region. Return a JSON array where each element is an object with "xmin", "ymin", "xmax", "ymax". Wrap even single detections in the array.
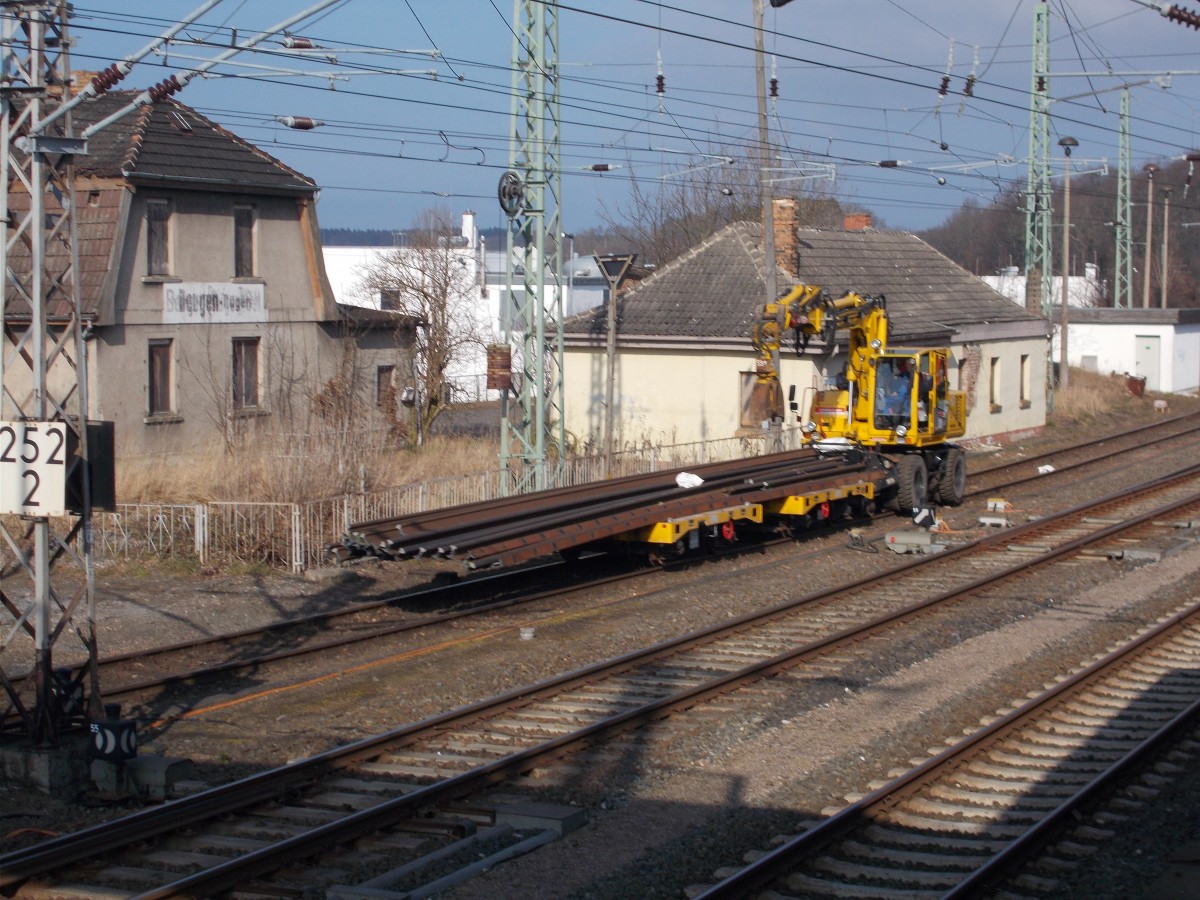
[{"xmin": 60, "ymin": 1, "xmax": 1200, "ymax": 227}]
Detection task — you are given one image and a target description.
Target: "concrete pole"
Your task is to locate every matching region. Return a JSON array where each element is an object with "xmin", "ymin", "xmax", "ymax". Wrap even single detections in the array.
[
  {"xmin": 1142, "ymin": 164, "xmax": 1158, "ymax": 308},
  {"xmin": 1161, "ymin": 189, "xmax": 1171, "ymax": 308},
  {"xmin": 1059, "ymin": 137, "xmax": 1076, "ymax": 391}
]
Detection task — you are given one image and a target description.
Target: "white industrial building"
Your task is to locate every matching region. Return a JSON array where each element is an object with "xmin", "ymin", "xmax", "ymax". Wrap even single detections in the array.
[{"xmin": 323, "ymin": 211, "xmax": 608, "ymax": 401}]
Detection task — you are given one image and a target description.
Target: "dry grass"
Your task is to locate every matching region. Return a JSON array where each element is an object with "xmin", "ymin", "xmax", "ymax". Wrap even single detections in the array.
[
  {"xmin": 1048, "ymin": 368, "xmax": 1197, "ymax": 435},
  {"xmin": 118, "ymin": 433, "xmax": 500, "ymax": 504}
]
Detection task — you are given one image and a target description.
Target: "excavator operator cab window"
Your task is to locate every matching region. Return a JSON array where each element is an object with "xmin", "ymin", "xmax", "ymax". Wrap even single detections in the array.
[
  {"xmin": 874, "ymin": 357, "xmax": 915, "ymax": 430},
  {"xmin": 916, "ymin": 356, "xmax": 934, "ymax": 430}
]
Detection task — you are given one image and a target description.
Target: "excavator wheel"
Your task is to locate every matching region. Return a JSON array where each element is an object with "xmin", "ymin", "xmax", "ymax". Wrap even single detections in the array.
[
  {"xmin": 935, "ymin": 447, "xmax": 967, "ymax": 507},
  {"xmin": 895, "ymin": 455, "xmax": 928, "ymax": 513}
]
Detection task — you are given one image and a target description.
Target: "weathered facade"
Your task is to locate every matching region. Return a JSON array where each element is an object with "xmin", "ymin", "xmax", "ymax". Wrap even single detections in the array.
[
  {"xmin": 562, "ymin": 210, "xmax": 1050, "ymax": 450},
  {"xmin": 5, "ymin": 92, "xmax": 415, "ymax": 461}
]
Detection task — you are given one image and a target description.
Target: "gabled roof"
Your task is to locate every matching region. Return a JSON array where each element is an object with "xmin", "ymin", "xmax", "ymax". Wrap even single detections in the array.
[
  {"xmin": 74, "ymin": 91, "xmax": 316, "ymax": 195},
  {"xmin": 564, "ymin": 221, "xmax": 1046, "ymax": 346},
  {"xmin": 5, "ymin": 93, "xmax": 318, "ymax": 319},
  {"xmin": 784, "ymin": 228, "xmax": 1044, "ymax": 342},
  {"xmin": 565, "ymin": 221, "xmax": 767, "ymax": 341}
]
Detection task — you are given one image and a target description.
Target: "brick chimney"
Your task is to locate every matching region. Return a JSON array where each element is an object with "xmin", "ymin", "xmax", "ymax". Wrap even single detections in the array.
[
  {"xmin": 773, "ymin": 197, "xmax": 798, "ymax": 276},
  {"xmin": 843, "ymin": 213, "xmax": 873, "ymax": 231}
]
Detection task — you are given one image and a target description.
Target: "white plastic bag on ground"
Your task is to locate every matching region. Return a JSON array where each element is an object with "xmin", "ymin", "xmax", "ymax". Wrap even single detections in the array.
[{"xmin": 676, "ymin": 472, "xmax": 704, "ymax": 489}]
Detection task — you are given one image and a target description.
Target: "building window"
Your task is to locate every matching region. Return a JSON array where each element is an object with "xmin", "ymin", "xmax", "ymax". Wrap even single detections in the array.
[
  {"xmin": 377, "ymin": 365, "xmax": 396, "ymax": 414},
  {"xmin": 1019, "ymin": 354, "xmax": 1031, "ymax": 409},
  {"xmin": 380, "ymin": 288, "xmax": 402, "ymax": 311},
  {"xmin": 989, "ymin": 356, "xmax": 1002, "ymax": 413},
  {"xmin": 234, "ymin": 204, "xmax": 256, "ymax": 278},
  {"xmin": 232, "ymin": 337, "xmax": 260, "ymax": 411},
  {"xmin": 146, "ymin": 199, "xmax": 171, "ymax": 276},
  {"xmin": 148, "ymin": 339, "xmax": 173, "ymax": 416}
]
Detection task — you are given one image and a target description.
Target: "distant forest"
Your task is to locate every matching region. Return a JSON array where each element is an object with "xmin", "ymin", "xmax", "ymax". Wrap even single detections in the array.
[{"xmin": 919, "ymin": 156, "xmax": 1200, "ymax": 308}]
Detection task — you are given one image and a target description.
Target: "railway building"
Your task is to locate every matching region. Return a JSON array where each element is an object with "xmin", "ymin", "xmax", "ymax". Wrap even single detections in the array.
[
  {"xmin": 562, "ymin": 205, "xmax": 1051, "ymax": 451},
  {"xmin": 1049, "ymin": 306, "xmax": 1200, "ymax": 395},
  {"xmin": 3, "ymin": 90, "xmax": 417, "ymax": 460}
]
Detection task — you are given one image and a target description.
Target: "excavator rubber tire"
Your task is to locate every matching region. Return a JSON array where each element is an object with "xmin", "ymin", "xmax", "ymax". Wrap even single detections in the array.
[
  {"xmin": 934, "ymin": 447, "xmax": 967, "ymax": 507},
  {"xmin": 896, "ymin": 454, "xmax": 928, "ymax": 512}
]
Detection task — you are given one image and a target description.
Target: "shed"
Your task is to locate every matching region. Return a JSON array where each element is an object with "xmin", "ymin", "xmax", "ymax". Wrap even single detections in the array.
[{"xmin": 1054, "ymin": 306, "xmax": 1200, "ymax": 395}]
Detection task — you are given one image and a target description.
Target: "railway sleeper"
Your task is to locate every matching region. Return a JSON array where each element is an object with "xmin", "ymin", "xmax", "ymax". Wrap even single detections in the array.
[
  {"xmin": 857, "ymin": 822, "xmax": 1012, "ymax": 856},
  {"xmin": 883, "ymin": 807, "xmax": 1030, "ymax": 838},
  {"xmin": 812, "ymin": 855, "xmax": 966, "ymax": 889},
  {"xmin": 946, "ymin": 773, "xmax": 1082, "ymax": 796},
  {"xmin": 929, "ymin": 783, "xmax": 1069, "ymax": 811},
  {"xmin": 983, "ymin": 748, "xmax": 1111, "ymax": 773},
  {"xmin": 905, "ymin": 794, "xmax": 1047, "ymax": 822},
  {"xmin": 838, "ymin": 838, "xmax": 993, "ymax": 871},
  {"xmin": 784, "ymin": 869, "xmax": 943, "ymax": 899}
]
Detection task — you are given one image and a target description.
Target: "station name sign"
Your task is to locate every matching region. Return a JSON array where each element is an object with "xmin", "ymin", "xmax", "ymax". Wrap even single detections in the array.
[{"xmin": 163, "ymin": 282, "xmax": 265, "ymax": 324}]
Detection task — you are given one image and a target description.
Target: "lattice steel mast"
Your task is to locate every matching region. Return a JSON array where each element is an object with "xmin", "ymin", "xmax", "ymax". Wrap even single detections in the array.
[
  {"xmin": 1024, "ymin": 0, "xmax": 1053, "ymax": 315},
  {"xmin": 0, "ymin": 0, "xmax": 99, "ymax": 745},
  {"xmin": 499, "ymin": 0, "xmax": 564, "ymax": 493},
  {"xmin": 1114, "ymin": 89, "xmax": 1133, "ymax": 308}
]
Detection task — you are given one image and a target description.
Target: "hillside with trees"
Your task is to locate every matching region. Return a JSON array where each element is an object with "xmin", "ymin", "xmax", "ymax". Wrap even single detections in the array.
[{"xmin": 920, "ymin": 157, "xmax": 1200, "ymax": 307}]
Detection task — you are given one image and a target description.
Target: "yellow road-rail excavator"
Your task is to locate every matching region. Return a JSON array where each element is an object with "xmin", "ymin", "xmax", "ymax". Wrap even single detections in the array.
[{"xmin": 753, "ymin": 283, "xmax": 968, "ymax": 511}]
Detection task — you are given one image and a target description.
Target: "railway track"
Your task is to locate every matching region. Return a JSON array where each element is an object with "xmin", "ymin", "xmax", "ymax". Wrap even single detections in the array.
[
  {"xmin": 1, "ymin": 412, "xmax": 1196, "ymax": 763},
  {"xmin": 9, "ymin": 414, "xmax": 1200, "ymax": 711},
  {"xmin": 4, "ymin": 463, "xmax": 1200, "ymax": 897},
  {"xmin": 694, "ymin": 599, "xmax": 1200, "ymax": 899}
]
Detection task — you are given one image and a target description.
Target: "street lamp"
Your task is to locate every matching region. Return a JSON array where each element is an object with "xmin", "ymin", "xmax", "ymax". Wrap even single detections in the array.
[
  {"xmin": 1059, "ymin": 137, "xmax": 1078, "ymax": 391},
  {"xmin": 1143, "ymin": 163, "xmax": 1159, "ymax": 308}
]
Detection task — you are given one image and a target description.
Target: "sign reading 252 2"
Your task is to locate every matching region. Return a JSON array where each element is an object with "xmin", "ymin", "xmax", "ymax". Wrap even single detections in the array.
[{"xmin": 0, "ymin": 421, "xmax": 67, "ymax": 516}]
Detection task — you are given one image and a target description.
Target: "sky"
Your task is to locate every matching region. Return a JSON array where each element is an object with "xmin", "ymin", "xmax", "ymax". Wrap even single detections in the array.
[{"xmin": 60, "ymin": 1, "xmax": 1200, "ymax": 238}]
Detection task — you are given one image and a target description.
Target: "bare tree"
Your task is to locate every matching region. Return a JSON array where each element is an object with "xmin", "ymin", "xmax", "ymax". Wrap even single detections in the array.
[
  {"xmin": 352, "ymin": 207, "xmax": 489, "ymax": 438},
  {"xmin": 599, "ymin": 142, "xmax": 844, "ymax": 268}
]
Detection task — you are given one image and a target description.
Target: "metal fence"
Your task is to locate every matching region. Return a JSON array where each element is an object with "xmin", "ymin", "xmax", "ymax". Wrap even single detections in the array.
[{"xmin": 87, "ymin": 431, "xmax": 789, "ymax": 573}]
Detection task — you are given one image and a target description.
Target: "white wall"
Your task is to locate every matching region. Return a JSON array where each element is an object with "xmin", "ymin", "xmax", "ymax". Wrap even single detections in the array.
[
  {"xmin": 322, "ymin": 214, "xmax": 497, "ymax": 399},
  {"xmin": 563, "ymin": 336, "xmax": 1049, "ymax": 449},
  {"xmin": 1066, "ymin": 322, "xmax": 1200, "ymax": 394},
  {"xmin": 982, "ymin": 265, "xmax": 1105, "ymax": 308}
]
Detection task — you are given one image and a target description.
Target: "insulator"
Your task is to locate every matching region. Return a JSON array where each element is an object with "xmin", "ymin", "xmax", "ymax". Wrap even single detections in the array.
[
  {"xmin": 1167, "ymin": 4, "xmax": 1200, "ymax": 28},
  {"xmin": 656, "ymin": 73, "xmax": 664, "ymax": 95},
  {"xmin": 1036, "ymin": 75, "xmax": 1046, "ymax": 93},
  {"xmin": 149, "ymin": 75, "xmax": 182, "ymax": 102},
  {"xmin": 278, "ymin": 116, "xmax": 321, "ymax": 130},
  {"xmin": 90, "ymin": 63, "xmax": 125, "ymax": 95},
  {"xmin": 591, "ymin": 164, "xmax": 612, "ymax": 172},
  {"xmin": 283, "ymin": 36, "xmax": 316, "ymax": 49},
  {"xmin": 938, "ymin": 75, "xmax": 950, "ymax": 97},
  {"xmin": 963, "ymin": 75, "xmax": 976, "ymax": 97},
  {"xmin": 878, "ymin": 160, "xmax": 899, "ymax": 168},
  {"xmin": 769, "ymin": 77, "xmax": 778, "ymax": 98}
]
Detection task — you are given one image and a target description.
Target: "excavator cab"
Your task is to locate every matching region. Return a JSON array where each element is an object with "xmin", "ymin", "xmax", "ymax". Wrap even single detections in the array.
[
  {"xmin": 868, "ymin": 351, "xmax": 963, "ymax": 445},
  {"xmin": 809, "ymin": 349, "xmax": 963, "ymax": 449}
]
